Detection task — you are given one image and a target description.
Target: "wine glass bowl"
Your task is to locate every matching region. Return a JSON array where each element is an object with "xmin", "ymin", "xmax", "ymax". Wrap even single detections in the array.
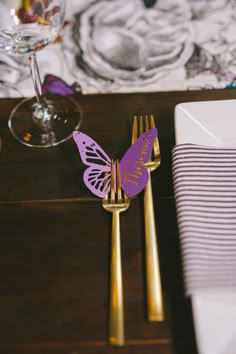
[
  {"xmin": 1, "ymin": 3, "xmax": 62, "ymax": 55},
  {"xmin": 0, "ymin": 0, "xmax": 82, "ymax": 148}
]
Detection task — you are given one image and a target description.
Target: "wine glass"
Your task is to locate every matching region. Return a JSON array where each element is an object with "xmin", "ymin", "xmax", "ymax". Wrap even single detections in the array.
[{"xmin": 0, "ymin": 0, "xmax": 82, "ymax": 148}]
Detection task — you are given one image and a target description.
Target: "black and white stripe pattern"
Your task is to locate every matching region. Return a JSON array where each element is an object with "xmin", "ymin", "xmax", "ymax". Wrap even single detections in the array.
[{"xmin": 172, "ymin": 144, "xmax": 236, "ymax": 295}]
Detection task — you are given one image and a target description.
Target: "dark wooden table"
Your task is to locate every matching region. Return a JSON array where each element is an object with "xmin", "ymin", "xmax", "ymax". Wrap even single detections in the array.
[{"xmin": 0, "ymin": 89, "xmax": 235, "ymax": 354}]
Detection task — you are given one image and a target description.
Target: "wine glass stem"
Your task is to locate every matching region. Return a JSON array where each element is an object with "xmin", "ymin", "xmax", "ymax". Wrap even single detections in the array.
[
  {"xmin": 28, "ymin": 53, "xmax": 45, "ymax": 105},
  {"xmin": 27, "ymin": 52, "xmax": 55, "ymax": 139}
]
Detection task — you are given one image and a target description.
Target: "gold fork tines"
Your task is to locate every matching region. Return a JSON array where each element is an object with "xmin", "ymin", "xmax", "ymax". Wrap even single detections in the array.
[
  {"xmin": 132, "ymin": 114, "xmax": 164, "ymax": 322},
  {"xmin": 102, "ymin": 160, "xmax": 130, "ymax": 346}
]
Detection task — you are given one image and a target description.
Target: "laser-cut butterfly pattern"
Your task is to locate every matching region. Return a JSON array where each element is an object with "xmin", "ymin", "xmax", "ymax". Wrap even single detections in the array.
[{"xmin": 73, "ymin": 129, "xmax": 157, "ymax": 198}]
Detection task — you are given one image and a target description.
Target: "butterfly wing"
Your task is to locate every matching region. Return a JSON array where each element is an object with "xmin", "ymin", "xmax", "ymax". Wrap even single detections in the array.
[
  {"xmin": 120, "ymin": 128, "xmax": 157, "ymax": 197},
  {"xmin": 83, "ymin": 166, "xmax": 111, "ymax": 198},
  {"xmin": 42, "ymin": 74, "xmax": 79, "ymax": 95},
  {"xmin": 73, "ymin": 131, "xmax": 111, "ymax": 198}
]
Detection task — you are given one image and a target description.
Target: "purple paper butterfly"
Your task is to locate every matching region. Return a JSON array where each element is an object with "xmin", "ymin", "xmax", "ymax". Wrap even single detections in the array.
[
  {"xmin": 73, "ymin": 129, "xmax": 157, "ymax": 198},
  {"xmin": 42, "ymin": 74, "xmax": 81, "ymax": 95}
]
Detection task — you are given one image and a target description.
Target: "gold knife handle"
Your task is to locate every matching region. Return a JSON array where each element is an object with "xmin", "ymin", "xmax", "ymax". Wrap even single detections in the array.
[
  {"xmin": 109, "ymin": 211, "xmax": 125, "ymax": 346},
  {"xmin": 144, "ymin": 172, "xmax": 164, "ymax": 321}
]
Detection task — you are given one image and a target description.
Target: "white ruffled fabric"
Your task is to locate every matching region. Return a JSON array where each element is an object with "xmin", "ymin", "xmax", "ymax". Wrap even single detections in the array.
[{"xmin": 0, "ymin": 0, "xmax": 236, "ymax": 97}]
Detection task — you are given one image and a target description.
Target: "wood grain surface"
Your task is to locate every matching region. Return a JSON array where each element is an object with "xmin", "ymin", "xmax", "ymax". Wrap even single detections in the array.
[{"xmin": 0, "ymin": 89, "xmax": 235, "ymax": 353}]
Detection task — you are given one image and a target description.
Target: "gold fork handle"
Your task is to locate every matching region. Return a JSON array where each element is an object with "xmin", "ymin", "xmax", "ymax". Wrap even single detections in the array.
[
  {"xmin": 144, "ymin": 173, "xmax": 164, "ymax": 322},
  {"xmin": 109, "ymin": 210, "xmax": 125, "ymax": 346}
]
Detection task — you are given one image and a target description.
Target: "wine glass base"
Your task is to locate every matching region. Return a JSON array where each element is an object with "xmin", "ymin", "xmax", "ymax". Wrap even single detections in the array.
[{"xmin": 8, "ymin": 96, "xmax": 83, "ymax": 148}]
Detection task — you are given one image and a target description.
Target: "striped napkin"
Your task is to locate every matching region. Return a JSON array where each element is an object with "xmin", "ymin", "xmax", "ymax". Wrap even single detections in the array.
[{"xmin": 172, "ymin": 144, "xmax": 236, "ymax": 296}]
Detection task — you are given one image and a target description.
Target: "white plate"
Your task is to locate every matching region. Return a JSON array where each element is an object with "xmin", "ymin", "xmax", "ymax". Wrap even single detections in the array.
[{"xmin": 174, "ymin": 99, "xmax": 236, "ymax": 354}]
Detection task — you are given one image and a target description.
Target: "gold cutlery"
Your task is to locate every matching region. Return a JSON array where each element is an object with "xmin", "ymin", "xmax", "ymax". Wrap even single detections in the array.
[
  {"xmin": 132, "ymin": 114, "xmax": 164, "ymax": 322},
  {"xmin": 102, "ymin": 160, "xmax": 130, "ymax": 346}
]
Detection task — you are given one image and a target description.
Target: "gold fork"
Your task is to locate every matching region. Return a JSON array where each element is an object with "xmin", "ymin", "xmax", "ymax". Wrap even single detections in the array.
[
  {"xmin": 102, "ymin": 159, "xmax": 130, "ymax": 346},
  {"xmin": 132, "ymin": 114, "xmax": 164, "ymax": 322}
]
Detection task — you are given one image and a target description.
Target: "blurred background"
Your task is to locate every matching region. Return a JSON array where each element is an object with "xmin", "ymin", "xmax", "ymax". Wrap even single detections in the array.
[{"xmin": 0, "ymin": 0, "xmax": 235, "ymax": 97}]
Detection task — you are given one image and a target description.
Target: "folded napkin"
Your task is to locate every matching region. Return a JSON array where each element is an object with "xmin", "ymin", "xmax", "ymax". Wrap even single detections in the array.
[{"xmin": 172, "ymin": 143, "xmax": 236, "ymax": 296}]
